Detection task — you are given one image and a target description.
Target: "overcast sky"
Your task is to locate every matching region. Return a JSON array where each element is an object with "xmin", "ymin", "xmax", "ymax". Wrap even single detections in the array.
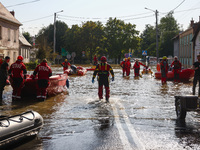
[{"xmin": 1, "ymin": 0, "xmax": 200, "ymax": 36}]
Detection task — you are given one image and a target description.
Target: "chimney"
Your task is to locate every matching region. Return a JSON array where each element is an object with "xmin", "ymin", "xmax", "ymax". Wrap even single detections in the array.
[
  {"xmin": 190, "ymin": 18, "xmax": 194, "ymax": 27},
  {"xmin": 10, "ymin": 11, "xmax": 15, "ymax": 16}
]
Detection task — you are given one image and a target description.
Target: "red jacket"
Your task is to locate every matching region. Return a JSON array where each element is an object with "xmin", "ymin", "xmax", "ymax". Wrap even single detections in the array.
[
  {"xmin": 170, "ymin": 60, "xmax": 181, "ymax": 70},
  {"xmin": 33, "ymin": 62, "xmax": 52, "ymax": 80},
  {"xmin": 94, "ymin": 56, "xmax": 98, "ymax": 63},
  {"xmin": 120, "ymin": 61, "xmax": 125, "ymax": 68},
  {"xmin": 133, "ymin": 62, "xmax": 145, "ymax": 69},
  {"xmin": 125, "ymin": 60, "xmax": 131, "ymax": 68},
  {"xmin": 9, "ymin": 60, "xmax": 27, "ymax": 78},
  {"xmin": 61, "ymin": 61, "xmax": 71, "ymax": 70},
  {"xmin": 133, "ymin": 62, "xmax": 140, "ymax": 69}
]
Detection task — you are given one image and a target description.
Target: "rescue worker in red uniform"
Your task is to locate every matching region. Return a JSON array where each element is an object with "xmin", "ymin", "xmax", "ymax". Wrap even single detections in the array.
[
  {"xmin": 0, "ymin": 58, "xmax": 3, "ymax": 67},
  {"xmin": 61, "ymin": 59, "xmax": 71, "ymax": 72},
  {"xmin": 133, "ymin": 59, "xmax": 146, "ymax": 77},
  {"xmin": 92, "ymin": 56, "xmax": 114, "ymax": 102},
  {"xmin": 93, "ymin": 55, "xmax": 98, "ymax": 65},
  {"xmin": 170, "ymin": 56, "xmax": 182, "ymax": 82},
  {"xmin": 33, "ymin": 59, "xmax": 52, "ymax": 101},
  {"xmin": 125, "ymin": 57, "xmax": 131, "ymax": 76},
  {"xmin": 120, "ymin": 58, "xmax": 126, "ymax": 76},
  {"xmin": 160, "ymin": 56, "xmax": 169, "ymax": 85},
  {"xmin": 0, "ymin": 56, "xmax": 10, "ymax": 101},
  {"xmin": 9, "ymin": 56, "xmax": 27, "ymax": 100}
]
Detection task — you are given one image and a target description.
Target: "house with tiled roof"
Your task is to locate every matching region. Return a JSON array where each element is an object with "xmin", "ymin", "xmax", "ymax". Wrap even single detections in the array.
[{"xmin": 0, "ymin": 2, "xmax": 22, "ymax": 64}]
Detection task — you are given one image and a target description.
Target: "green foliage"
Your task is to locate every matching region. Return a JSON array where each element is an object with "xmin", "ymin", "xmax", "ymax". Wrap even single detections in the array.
[
  {"xmin": 33, "ymin": 13, "xmax": 180, "ymax": 63},
  {"xmin": 140, "ymin": 12, "xmax": 180, "ymax": 58},
  {"xmin": 24, "ymin": 60, "xmax": 39, "ymax": 70},
  {"xmin": 23, "ymin": 32, "xmax": 32, "ymax": 45}
]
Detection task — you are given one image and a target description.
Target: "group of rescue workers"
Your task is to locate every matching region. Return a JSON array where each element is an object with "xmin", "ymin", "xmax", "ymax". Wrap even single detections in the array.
[
  {"xmin": 120, "ymin": 57, "xmax": 147, "ymax": 77},
  {"xmin": 159, "ymin": 56, "xmax": 182, "ymax": 85},
  {"xmin": 1, "ymin": 53, "xmax": 200, "ymax": 103},
  {"xmin": 0, "ymin": 56, "xmax": 52, "ymax": 101}
]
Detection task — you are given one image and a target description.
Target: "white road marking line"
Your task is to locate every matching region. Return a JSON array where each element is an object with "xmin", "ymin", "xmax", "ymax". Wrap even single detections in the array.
[
  {"xmin": 111, "ymin": 99, "xmax": 145, "ymax": 150},
  {"xmin": 117, "ymin": 102, "xmax": 145, "ymax": 150},
  {"xmin": 112, "ymin": 103, "xmax": 134, "ymax": 150}
]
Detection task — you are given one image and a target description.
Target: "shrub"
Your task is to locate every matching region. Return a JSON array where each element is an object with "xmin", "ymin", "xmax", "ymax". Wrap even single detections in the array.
[{"xmin": 24, "ymin": 60, "xmax": 39, "ymax": 70}]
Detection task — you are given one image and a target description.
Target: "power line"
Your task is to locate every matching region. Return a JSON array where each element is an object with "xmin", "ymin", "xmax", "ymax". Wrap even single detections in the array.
[
  {"xmin": 170, "ymin": 0, "xmax": 185, "ymax": 12},
  {"xmin": 21, "ymin": 15, "xmax": 52, "ymax": 23},
  {"xmin": 6, "ymin": 0, "xmax": 40, "ymax": 8},
  {"xmin": 21, "ymin": 6, "xmax": 200, "ymax": 24}
]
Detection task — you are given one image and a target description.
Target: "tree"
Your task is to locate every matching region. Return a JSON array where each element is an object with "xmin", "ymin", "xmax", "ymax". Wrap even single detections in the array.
[
  {"xmin": 23, "ymin": 32, "xmax": 32, "ymax": 45},
  {"xmin": 140, "ymin": 24, "xmax": 156, "ymax": 56},
  {"xmin": 158, "ymin": 12, "xmax": 180, "ymax": 57},
  {"xmin": 36, "ymin": 21, "xmax": 68, "ymax": 62},
  {"xmin": 80, "ymin": 21, "xmax": 105, "ymax": 63},
  {"xmin": 105, "ymin": 18, "xmax": 139, "ymax": 63}
]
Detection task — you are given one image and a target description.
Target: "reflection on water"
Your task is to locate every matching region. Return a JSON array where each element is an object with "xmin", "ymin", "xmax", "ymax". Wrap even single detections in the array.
[{"xmin": 1, "ymin": 65, "xmax": 200, "ymax": 149}]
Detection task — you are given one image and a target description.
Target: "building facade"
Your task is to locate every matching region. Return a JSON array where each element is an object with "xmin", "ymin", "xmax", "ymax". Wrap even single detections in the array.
[
  {"xmin": 192, "ymin": 23, "xmax": 200, "ymax": 61},
  {"xmin": 173, "ymin": 19, "xmax": 200, "ymax": 68},
  {"xmin": 19, "ymin": 33, "xmax": 32, "ymax": 63},
  {"xmin": 0, "ymin": 2, "xmax": 21, "ymax": 64}
]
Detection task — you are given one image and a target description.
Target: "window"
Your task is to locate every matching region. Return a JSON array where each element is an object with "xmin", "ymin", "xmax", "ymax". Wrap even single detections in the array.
[
  {"xmin": 13, "ymin": 52, "xmax": 16, "ymax": 62},
  {"xmin": 8, "ymin": 28, "xmax": 10, "ymax": 41},
  {"xmin": 14, "ymin": 30, "xmax": 16, "ymax": 42}
]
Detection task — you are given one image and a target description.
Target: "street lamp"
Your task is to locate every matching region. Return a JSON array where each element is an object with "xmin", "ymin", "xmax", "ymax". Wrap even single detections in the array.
[
  {"xmin": 145, "ymin": 7, "xmax": 159, "ymax": 62},
  {"xmin": 54, "ymin": 10, "xmax": 63, "ymax": 64}
]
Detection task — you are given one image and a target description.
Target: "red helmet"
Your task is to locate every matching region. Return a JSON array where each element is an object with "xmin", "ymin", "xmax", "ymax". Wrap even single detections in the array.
[
  {"xmin": 101, "ymin": 56, "xmax": 107, "ymax": 62},
  {"xmin": 17, "ymin": 55, "xmax": 23, "ymax": 61}
]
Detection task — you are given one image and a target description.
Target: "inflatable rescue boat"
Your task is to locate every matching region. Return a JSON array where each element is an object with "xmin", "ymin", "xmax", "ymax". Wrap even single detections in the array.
[
  {"xmin": 11, "ymin": 74, "xmax": 68, "ymax": 97},
  {"xmin": 155, "ymin": 69, "xmax": 194, "ymax": 81},
  {"xmin": 0, "ymin": 111, "xmax": 43, "ymax": 149},
  {"xmin": 64, "ymin": 65, "xmax": 87, "ymax": 76}
]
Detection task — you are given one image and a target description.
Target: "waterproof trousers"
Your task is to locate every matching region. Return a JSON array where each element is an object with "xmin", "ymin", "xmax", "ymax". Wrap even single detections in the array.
[
  {"xmin": 12, "ymin": 77, "xmax": 24, "ymax": 99},
  {"xmin": 37, "ymin": 79, "xmax": 49, "ymax": 100},
  {"xmin": 98, "ymin": 77, "xmax": 110, "ymax": 100}
]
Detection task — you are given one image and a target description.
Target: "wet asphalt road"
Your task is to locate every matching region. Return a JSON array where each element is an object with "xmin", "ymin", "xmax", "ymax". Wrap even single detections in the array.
[{"xmin": 1, "ymin": 65, "xmax": 200, "ymax": 150}]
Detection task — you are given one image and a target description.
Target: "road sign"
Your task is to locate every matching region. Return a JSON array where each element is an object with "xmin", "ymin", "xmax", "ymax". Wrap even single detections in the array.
[
  {"xmin": 67, "ymin": 54, "xmax": 71, "ymax": 59},
  {"xmin": 71, "ymin": 52, "xmax": 76, "ymax": 58},
  {"xmin": 124, "ymin": 53, "xmax": 129, "ymax": 58},
  {"xmin": 142, "ymin": 50, "xmax": 147, "ymax": 56}
]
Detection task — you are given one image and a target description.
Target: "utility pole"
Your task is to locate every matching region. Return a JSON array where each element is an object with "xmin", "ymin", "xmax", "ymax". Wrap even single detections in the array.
[
  {"xmin": 145, "ymin": 8, "xmax": 159, "ymax": 62},
  {"xmin": 53, "ymin": 12, "xmax": 56, "ymax": 64},
  {"xmin": 53, "ymin": 10, "xmax": 63, "ymax": 64},
  {"xmin": 155, "ymin": 10, "xmax": 159, "ymax": 62}
]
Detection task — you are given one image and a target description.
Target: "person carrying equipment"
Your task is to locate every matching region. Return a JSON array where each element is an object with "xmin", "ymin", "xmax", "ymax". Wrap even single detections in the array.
[
  {"xmin": 170, "ymin": 56, "xmax": 182, "ymax": 82},
  {"xmin": 120, "ymin": 58, "xmax": 126, "ymax": 76},
  {"xmin": 33, "ymin": 59, "xmax": 52, "ymax": 101},
  {"xmin": 160, "ymin": 56, "xmax": 169, "ymax": 85},
  {"xmin": 9, "ymin": 56, "xmax": 27, "ymax": 100},
  {"xmin": 133, "ymin": 59, "xmax": 146, "ymax": 77},
  {"xmin": 125, "ymin": 57, "xmax": 131, "ymax": 76},
  {"xmin": 61, "ymin": 59, "xmax": 71, "ymax": 72},
  {"xmin": 0, "ymin": 56, "xmax": 10, "ymax": 101},
  {"xmin": 92, "ymin": 56, "xmax": 114, "ymax": 103}
]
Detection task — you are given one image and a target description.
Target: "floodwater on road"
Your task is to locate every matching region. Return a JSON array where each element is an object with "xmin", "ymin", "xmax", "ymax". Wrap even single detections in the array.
[{"xmin": 1, "ymin": 65, "xmax": 200, "ymax": 150}]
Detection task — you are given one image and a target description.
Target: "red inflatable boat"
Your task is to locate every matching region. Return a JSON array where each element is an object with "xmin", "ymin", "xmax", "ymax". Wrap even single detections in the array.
[
  {"xmin": 19, "ymin": 74, "xmax": 68, "ymax": 97},
  {"xmin": 64, "ymin": 66, "xmax": 87, "ymax": 76},
  {"xmin": 155, "ymin": 69, "xmax": 194, "ymax": 81}
]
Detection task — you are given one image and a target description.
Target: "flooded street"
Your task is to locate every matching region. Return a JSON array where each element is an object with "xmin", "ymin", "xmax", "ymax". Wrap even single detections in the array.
[{"xmin": 1, "ymin": 65, "xmax": 200, "ymax": 150}]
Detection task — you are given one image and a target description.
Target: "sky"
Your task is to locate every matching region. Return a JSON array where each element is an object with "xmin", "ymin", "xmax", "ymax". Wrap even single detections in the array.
[{"xmin": 1, "ymin": 0, "xmax": 200, "ymax": 36}]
